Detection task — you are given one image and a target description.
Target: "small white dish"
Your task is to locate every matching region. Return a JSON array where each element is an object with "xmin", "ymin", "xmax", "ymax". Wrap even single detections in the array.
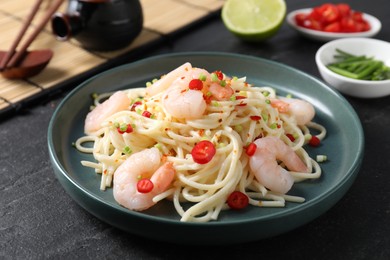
[
  {"xmin": 287, "ymin": 8, "xmax": 382, "ymax": 42},
  {"xmin": 315, "ymin": 38, "xmax": 390, "ymax": 98}
]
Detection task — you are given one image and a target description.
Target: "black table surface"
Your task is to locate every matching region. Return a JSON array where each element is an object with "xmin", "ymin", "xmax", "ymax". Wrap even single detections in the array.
[{"xmin": 1, "ymin": 0, "xmax": 389, "ymax": 259}]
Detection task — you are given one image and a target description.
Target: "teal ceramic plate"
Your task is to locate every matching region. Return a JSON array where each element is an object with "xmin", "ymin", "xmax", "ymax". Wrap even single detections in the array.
[{"xmin": 48, "ymin": 52, "xmax": 364, "ymax": 245}]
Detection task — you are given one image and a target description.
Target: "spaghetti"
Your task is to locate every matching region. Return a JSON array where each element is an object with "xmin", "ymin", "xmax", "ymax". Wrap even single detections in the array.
[{"xmin": 75, "ymin": 63, "xmax": 326, "ymax": 222}]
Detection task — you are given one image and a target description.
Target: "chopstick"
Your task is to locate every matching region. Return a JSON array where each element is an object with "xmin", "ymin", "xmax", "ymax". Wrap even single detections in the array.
[
  {"xmin": 0, "ymin": 0, "xmax": 44, "ymax": 70},
  {"xmin": 0, "ymin": 0, "xmax": 65, "ymax": 71}
]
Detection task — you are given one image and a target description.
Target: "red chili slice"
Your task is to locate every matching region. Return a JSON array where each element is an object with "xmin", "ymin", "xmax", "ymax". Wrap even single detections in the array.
[
  {"xmin": 324, "ymin": 21, "xmax": 341, "ymax": 32},
  {"xmin": 306, "ymin": 17, "xmax": 324, "ymax": 31},
  {"xmin": 203, "ymin": 93, "xmax": 213, "ymax": 104},
  {"xmin": 191, "ymin": 140, "xmax": 216, "ymax": 164},
  {"xmin": 235, "ymin": 95, "xmax": 247, "ymax": 106},
  {"xmin": 318, "ymin": 4, "xmax": 340, "ymax": 24},
  {"xmin": 295, "ymin": 13, "xmax": 308, "ymax": 27},
  {"xmin": 117, "ymin": 124, "xmax": 133, "ymax": 134},
  {"xmin": 227, "ymin": 191, "xmax": 249, "ymax": 210},
  {"xmin": 250, "ymin": 115, "xmax": 261, "ymax": 121},
  {"xmin": 308, "ymin": 7, "xmax": 324, "ymax": 24},
  {"xmin": 340, "ymin": 17, "xmax": 358, "ymax": 32},
  {"xmin": 142, "ymin": 111, "xmax": 152, "ymax": 118},
  {"xmin": 213, "ymin": 70, "xmax": 224, "ymax": 80},
  {"xmin": 137, "ymin": 179, "xmax": 154, "ymax": 193},
  {"xmin": 309, "ymin": 135, "xmax": 321, "ymax": 147},
  {"xmin": 352, "ymin": 11, "xmax": 364, "ymax": 22},
  {"xmin": 188, "ymin": 79, "xmax": 203, "ymax": 91},
  {"xmin": 286, "ymin": 133, "xmax": 295, "ymax": 142},
  {"xmin": 130, "ymin": 101, "xmax": 142, "ymax": 111},
  {"xmin": 336, "ymin": 3, "xmax": 351, "ymax": 16},
  {"xmin": 245, "ymin": 142, "xmax": 257, "ymax": 156}
]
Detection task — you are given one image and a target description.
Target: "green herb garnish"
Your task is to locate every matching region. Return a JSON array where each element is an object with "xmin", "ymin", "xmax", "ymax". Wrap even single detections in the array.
[{"xmin": 327, "ymin": 49, "xmax": 390, "ymax": 81}]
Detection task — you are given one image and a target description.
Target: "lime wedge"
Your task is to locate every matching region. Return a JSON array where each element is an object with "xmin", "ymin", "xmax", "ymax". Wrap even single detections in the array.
[{"xmin": 222, "ymin": 0, "xmax": 286, "ymax": 41}]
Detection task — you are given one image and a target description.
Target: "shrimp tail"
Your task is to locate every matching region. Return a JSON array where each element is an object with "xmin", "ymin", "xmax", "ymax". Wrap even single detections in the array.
[
  {"xmin": 146, "ymin": 62, "xmax": 192, "ymax": 97},
  {"xmin": 84, "ymin": 91, "xmax": 130, "ymax": 135}
]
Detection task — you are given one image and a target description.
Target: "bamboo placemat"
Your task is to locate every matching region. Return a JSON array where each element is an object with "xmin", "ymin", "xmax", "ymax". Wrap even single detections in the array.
[{"xmin": 0, "ymin": 0, "xmax": 224, "ymax": 117}]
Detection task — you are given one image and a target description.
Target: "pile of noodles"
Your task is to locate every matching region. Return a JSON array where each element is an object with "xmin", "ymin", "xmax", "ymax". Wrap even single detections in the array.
[{"xmin": 75, "ymin": 66, "xmax": 326, "ymax": 222}]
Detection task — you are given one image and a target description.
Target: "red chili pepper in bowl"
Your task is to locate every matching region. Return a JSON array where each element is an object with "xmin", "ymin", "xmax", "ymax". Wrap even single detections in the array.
[{"xmin": 294, "ymin": 3, "xmax": 371, "ymax": 33}]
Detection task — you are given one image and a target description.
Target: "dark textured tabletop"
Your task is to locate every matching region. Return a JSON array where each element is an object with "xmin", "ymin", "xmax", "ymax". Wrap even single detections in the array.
[{"xmin": 1, "ymin": 0, "xmax": 390, "ymax": 259}]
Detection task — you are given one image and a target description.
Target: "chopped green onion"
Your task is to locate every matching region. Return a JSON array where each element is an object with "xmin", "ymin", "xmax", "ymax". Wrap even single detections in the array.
[
  {"xmin": 235, "ymin": 125, "xmax": 243, "ymax": 132},
  {"xmin": 146, "ymin": 82, "xmax": 152, "ymax": 87},
  {"xmin": 261, "ymin": 112, "xmax": 268, "ymax": 122},
  {"xmin": 120, "ymin": 123, "xmax": 128, "ymax": 132},
  {"xmin": 154, "ymin": 143, "xmax": 162, "ymax": 150},
  {"xmin": 220, "ymin": 80, "xmax": 226, "ymax": 87},
  {"xmin": 123, "ymin": 146, "xmax": 132, "ymax": 154},
  {"xmin": 265, "ymin": 99, "xmax": 271, "ymax": 104},
  {"xmin": 211, "ymin": 73, "xmax": 219, "ymax": 82},
  {"xmin": 304, "ymin": 134, "xmax": 312, "ymax": 142},
  {"xmin": 316, "ymin": 155, "xmax": 328, "ymax": 162},
  {"xmin": 133, "ymin": 97, "xmax": 143, "ymax": 103},
  {"xmin": 199, "ymin": 74, "xmax": 207, "ymax": 81},
  {"xmin": 327, "ymin": 48, "xmax": 390, "ymax": 80},
  {"xmin": 217, "ymin": 142, "xmax": 226, "ymax": 148}
]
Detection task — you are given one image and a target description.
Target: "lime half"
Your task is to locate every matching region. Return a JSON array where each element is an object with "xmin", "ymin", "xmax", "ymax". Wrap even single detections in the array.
[{"xmin": 222, "ymin": 0, "xmax": 286, "ymax": 41}]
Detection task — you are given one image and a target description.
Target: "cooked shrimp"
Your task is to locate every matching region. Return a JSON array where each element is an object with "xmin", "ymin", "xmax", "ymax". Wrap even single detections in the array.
[
  {"xmin": 84, "ymin": 91, "xmax": 130, "ymax": 135},
  {"xmin": 162, "ymin": 84, "xmax": 207, "ymax": 119},
  {"xmin": 172, "ymin": 67, "xmax": 211, "ymax": 87},
  {"xmin": 113, "ymin": 147, "xmax": 176, "ymax": 211},
  {"xmin": 249, "ymin": 136, "xmax": 308, "ymax": 194},
  {"xmin": 271, "ymin": 97, "xmax": 315, "ymax": 125},
  {"xmin": 208, "ymin": 82, "xmax": 234, "ymax": 101},
  {"xmin": 146, "ymin": 62, "xmax": 192, "ymax": 97}
]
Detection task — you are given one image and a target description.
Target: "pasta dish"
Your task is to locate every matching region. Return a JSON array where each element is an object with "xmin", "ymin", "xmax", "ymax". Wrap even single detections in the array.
[{"xmin": 75, "ymin": 63, "xmax": 326, "ymax": 222}]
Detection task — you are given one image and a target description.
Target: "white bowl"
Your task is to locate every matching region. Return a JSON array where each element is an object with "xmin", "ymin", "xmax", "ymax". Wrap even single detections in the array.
[
  {"xmin": 287, "ymin": 8, "xmax": 381, "ymax": 42},
  {"xmin": 315, "ymin": 38, "xmax": 390, "ymax": 98}
]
